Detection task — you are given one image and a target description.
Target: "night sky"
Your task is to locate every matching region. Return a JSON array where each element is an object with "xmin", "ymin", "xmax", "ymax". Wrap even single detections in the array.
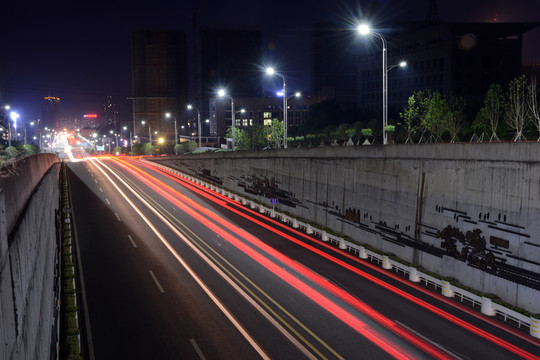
[{"xmin": 2, "ymin": 0, "xmax": 540, "ymax": 123}]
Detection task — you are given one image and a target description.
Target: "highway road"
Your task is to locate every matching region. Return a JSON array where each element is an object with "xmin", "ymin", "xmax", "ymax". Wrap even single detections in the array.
[{"xmin": 67, "ymin": 156, "xmax": 540, "ymax": 360}]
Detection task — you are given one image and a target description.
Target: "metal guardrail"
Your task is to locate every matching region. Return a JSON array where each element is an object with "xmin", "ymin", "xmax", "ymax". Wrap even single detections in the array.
[{"xmin": 143, "ymin": 159, "xmax": 540, "ymax": 339}]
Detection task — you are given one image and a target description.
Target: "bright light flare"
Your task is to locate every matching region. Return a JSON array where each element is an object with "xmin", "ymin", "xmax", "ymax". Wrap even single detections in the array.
[
  {"xmin": 266, "ymin": 67, "xmax": 275, "ymax": 75},
  {"xmin": 358, "ymin": 24, "xmax": 370, "ymax": 35}
]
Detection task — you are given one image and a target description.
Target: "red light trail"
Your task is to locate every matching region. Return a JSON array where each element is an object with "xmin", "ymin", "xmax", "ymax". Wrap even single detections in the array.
[{"xmin": 110, "ymin": 157, "xmax": 540, "ymax": 360}]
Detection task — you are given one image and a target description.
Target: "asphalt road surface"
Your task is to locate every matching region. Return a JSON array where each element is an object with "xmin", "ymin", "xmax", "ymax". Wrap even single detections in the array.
[{"xmin": 67, "ymin": 156, "xmax": 540, "ymax": 360}]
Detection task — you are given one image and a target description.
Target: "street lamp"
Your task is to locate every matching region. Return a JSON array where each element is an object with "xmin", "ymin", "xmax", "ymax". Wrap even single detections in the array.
[
  {"xmin": 141, "ymin": 120, "xmax": 151, "ymax": 144},
  {"xmin": 265, "ymin": 67, "xmax": 289, "ymax": 148},
  {"xmin": 358, "ymin": 23, "xmax": 390, "ymax": 144},
  {"xmin": 123, "ymin": 126, "xmax": 133, "ymax": 156},
  {"xmin": 9, "ymin": 111, "xmax": 19, "ymax": 147},
  {"xmin": 187, "ymin": 104, "xmax": 202, "ymax": 148},
  {"xmin": 217, "ymin": 88, "xmax": 235, "ymax": 150},
  {"xmin": 165, "ymin": 112, "xmax": 178, "ymax": 145}
]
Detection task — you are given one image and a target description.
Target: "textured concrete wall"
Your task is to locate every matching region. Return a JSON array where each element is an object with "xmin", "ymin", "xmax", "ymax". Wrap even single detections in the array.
[
  {"xmin": 152, "ymin": 142, "xmax": 540, "ymax": 312},
  {"xmin": 0, "ymin": 154, "xmax": 60, "ymax": 360}
]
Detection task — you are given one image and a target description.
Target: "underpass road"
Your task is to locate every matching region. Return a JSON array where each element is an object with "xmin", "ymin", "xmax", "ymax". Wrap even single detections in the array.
[{"xmin": 67, "ymin": 157, "xmax": 540, "ymax": 360}]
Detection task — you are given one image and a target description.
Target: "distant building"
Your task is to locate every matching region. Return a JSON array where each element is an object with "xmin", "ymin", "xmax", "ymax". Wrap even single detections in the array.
[
  {"xmin": 208, "ymin": 94, "xmax": 318, "ymax": 141},
  {"xmin": 131, "ymin": 30, "xmax": 188, "ymax": 143},
  {"xmin": 41, "ymin": 96, "xmax": 60, "ymax": 130},
  {"xmin": 102, "ymin": 95, "xmax": 119, "ymax": 128},
  {"xmin": 197, "ymin": 29, "xmax": 262, "ymax": 121},
  {"xmin": 357, "ymin": 21, "xmax": 540, "ymax": 121},
  {"xmin": 311, "ymin": 22, "xmax": 358, "ymax": 105}
]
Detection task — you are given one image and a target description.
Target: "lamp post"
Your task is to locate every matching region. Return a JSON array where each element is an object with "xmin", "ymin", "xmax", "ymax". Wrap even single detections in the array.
[
  {"xmin": 123, "ymin": 126, "xmax": 133, "ymax": 156},
  {"xmin": 165, "ymin": 113, "xmax": 178, "ymax": 145},
  {"xmin": 358, "ymin": 24, "xmax": 389, "ymax": 144},
  {"xmin": 217, "ymin": 88, "xmax": 235, "ymax": 150},
  {"xmin": 9, "ymin": 110, "xmax": 19, "ymax": 148},
  {"xmin": 141, "ymin": 120, "xmax": 151, "ymax": 144},
  {"xmin": 265, "ymin": 67, "xmax": 288, "ymax": 148},
  {"xmin": 187, "ymin": 104, "xmax": 202, "ymax": 147}
]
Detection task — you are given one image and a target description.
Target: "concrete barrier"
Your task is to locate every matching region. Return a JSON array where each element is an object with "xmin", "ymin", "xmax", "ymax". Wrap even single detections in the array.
[
  {"xmin": 0, "ymin": 154, "xmax": 60, "ymax": 360},
  {"xmin": 150, "ymin": 143, "xmax": 540, "ymax": 313}
]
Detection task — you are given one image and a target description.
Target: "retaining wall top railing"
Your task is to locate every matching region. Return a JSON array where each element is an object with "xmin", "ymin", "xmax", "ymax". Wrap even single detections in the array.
[{"xmin": 144, "ymin": 158, "xmax": 540, "ymax": 339}]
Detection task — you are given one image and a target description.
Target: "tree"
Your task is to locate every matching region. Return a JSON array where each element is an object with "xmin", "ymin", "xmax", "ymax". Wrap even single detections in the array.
[
  {"xmin": 399, "ymin": 93, "xmax": 421, "ymax": 143},
  {"xmin": 505, "ymin": 75, "xmax": 530, "ymax": 141},
  {"xmin": 267, "ymin": 119, "xmax": 284, "ymax": 149},
  {"xmin": 478, "ymin": 84, "xmax": 504, "ymax": 142},
  {"xmin": 446, "ymin": 96, "xmax": 467, "ymax": 143},
  {"xmin": 5, "ymin": 146, "xmax": 17, "ymax": 158},
  {"xmin": 528, "ymin": 78, "xmax": 540, "ymax": 141},
  {"xmin": 421, "ymin": 90, "xmax": 448, "ymax": 142},
  {"xmin": 226, "ymin": 126, "xmax": 248, "ymax": 150},
  {"xmin": 142, "ymin": 142, "xmax": 154, "ymax": 155},
  {"xmin": 246, "ymin": 124, "xmax": 267, "ymax": 150}
]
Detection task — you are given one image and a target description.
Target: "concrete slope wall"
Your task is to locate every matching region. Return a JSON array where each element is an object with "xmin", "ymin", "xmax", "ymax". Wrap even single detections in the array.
[
  {"xmin": 153, "ymin": 142, "xmax": 540, "ymax": 312},
  {"xmin": 0, "ymin": 154, "xmax": 61, "ymax": 360}
]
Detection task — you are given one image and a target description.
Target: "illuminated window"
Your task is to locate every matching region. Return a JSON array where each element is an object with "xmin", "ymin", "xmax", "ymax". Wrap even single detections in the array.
[
  {"xmin": 263, "ymin": 112, "xmax": 272, "ymax": 118},
  {"xmin": 263, "ymin": 119, "xmax": 272, "ymax": 126},
  {"xmin": 242, "ymin": 119, "xmax": 248, "ymax": 126}
]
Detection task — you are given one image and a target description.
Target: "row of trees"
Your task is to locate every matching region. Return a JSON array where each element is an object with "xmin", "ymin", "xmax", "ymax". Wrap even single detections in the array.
[{"xmin": 399, "ymin": 75, "xmax": 540, "ymax": 143}]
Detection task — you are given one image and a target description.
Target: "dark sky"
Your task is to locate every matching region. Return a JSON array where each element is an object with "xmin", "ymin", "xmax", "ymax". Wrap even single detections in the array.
[{"xmin": 2, "ymin": 0, "xmax": 540, "ymax": 122}]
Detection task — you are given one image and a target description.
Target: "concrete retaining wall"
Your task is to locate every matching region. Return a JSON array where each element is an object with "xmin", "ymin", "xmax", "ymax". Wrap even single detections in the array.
[
  {"xmin": 0, "ymin": 154, "xmax": 61, "ymax": 360},
  {"xmin": 152, "ymin": 142, "xmax": 540, "ymax": 313}
]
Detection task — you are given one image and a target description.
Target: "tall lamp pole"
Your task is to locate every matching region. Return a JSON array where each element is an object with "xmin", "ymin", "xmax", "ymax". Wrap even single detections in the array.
[
  {"xmin": 358, "ymin": 24, "xmax": 388, "ymax": 144},
  {"xmin": 187, "ymin": 104, "xmax": 202, "ymax": 147},
  {"xmin": 217, "ymin": 89, "xmax": 235, "ymax": 150},
  {"xmin": 165, "ymin": 113, "xmax": 178, "ymax": 145},
  {"xmin": 265, "ymin": 67, "xmax": 288, "ymax": 148}
]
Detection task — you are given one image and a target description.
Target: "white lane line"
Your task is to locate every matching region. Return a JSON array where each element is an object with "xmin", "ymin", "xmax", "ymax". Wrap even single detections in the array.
[
  {"xmin": 189, "ymin": 338, "xmax": 207, "ymax": 360},
  {"xmin": 94, "ymin": 179, "xmax": 98, "ymax": 183},
  {"xmin": 395, "ymin": 320, "xmax": 465, "ymax": 360},
  {"xmin": 115, "ymin": 213, "xmax": 121, "ymax": 222},
  {"xmin": 99, "ymin": 187, "xmax": 103, "ymax": 192},
  {"xmin": 92, "ymin": 159, "xmax": 274, "ymax": 360},
  {"xmin": 105, "ymin": 198, "xmax": 110, "ymax": 205},
  {"xmin": 127, "ymin": 234, "xmax": 137, "ymax": 248},
  {"xmin": 149, "ymin": 270, "xmax": 165, "ymax": 293}
]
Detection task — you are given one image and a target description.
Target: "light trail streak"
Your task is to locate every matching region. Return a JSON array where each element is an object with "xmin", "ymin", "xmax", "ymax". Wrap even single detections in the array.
[
  {"xmin": 87, "ymin": 158, "xmax": 272, "ymax": 360},
  {"xmin": 134, "ymin": 159, "xmax": 540, "ymax": 359},
  {"xmin": 110, "ymin": 157, "xmax": 426, "ymax": 360},
  {"xmin": 107, "ymin": 169, "xmax": 341, "ymax": 359}
]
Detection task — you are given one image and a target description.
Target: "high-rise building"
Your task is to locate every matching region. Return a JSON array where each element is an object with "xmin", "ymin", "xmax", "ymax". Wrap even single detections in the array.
[
  {"xmin": 131, "ymin": 30, "xmax": 188, "ymax": 142},
  {"xmin": 41, "ymin": 96, "xmax": 60, "ymax": 130},
  {"xmin": 102, "ymin": 95, "xmax": 119, "ymax": 128},
  {"xmin": 311, "ymin": 22, "xmax": 358, "ymax": 105},
  {"xmin": 357, "ymin": 21, "xmax": 540, "ymax": 120},
  {"xmin": 198, "ymin": 29, "xmax": 262, "ymax": 130}
]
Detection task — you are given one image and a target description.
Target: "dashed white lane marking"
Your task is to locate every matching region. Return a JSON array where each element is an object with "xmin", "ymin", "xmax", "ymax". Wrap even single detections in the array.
[
  {"xmin": 94, "ymin": 179, "xmax": 98, "ymax": 183},
  {"xmin": 99, "ymin": 187, "xmax": 103, "ymax": 192},
  {"xmin": 189, "ymin": 338, "xmax": 207, "ymax": 360},
  {"xmin": 127, "ymin": 234, "xmax": 137, "ymax": 248},
  {"xmin": 149, "ymin": 270, "xmax": 165, "ymax": 293},
  {"xmin": 105, "ymin": 198, "xmax": 110, "ymax": 205},
  {"xmin": 115, "ymin": 213, "xmax": 121, "ymax": 222}
]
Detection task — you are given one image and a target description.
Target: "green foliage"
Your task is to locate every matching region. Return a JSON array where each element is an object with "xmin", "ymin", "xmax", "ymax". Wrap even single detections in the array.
[
  {"xmin": 478, "ymin": 83, "xmax": 505, "ymax": 140},
  {"xmin": 421, "ymin": 90, "xmax": 448, "ymax": 141},
  {"xmin": 5, "ymin": 146, "xmax": 17, "ymax": 158},
  {"xmin": 226, "ymin": 127, "xmax": 249, "ymax": 150},
  {"xmin": 23, "ymin": 144, "xmax": 38, "ymax": 155},
  {"xmin": 142, "ymin": 142, "xmax": 155, "ymax": 155},
  {"xmin": 113, "ymin": 146, "xmax": 122, "ymax": 155},
  {"xmin": 173, "ymin": 143, "xmax": 182, "ymax": 155},
  {"xmin": 267, "ymin": 119, "xmax": 284, "ymax": 148},
  {"xmin": 400, "ymin": 93, "xmax": 421, "ymax": 142},
  {"xmin": 317, "ymin": 133, "xmax": 327, "ymax": 144},
  {"xmin": 330, "ymin": 131, "xmax": 340, "ymax": 140},
  {"xmin": 446, "ymin": 96, "xmax": 467, "ymax": 142},
  {"xmin": 175, "ymin": 141, "xmax": 198, "ymax": 154},
  {"xmin": 383, "ymin": 125, "xmax": 395, "ymax": 134},
  {"xmin": 361, "ymin": 128, "xmax": 372, "ymax": 137}
]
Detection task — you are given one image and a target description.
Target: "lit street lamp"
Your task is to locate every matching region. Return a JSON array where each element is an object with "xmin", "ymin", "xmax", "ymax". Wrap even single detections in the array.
[
  {"xmin": 165, "ymin": 112, "xmax": 178, "ymax": 145},
  {"xmin": 123, "ymin": 126, "xmax": 133, "ymax": 156},
  {"xmin": 187, "ymin": 104, "xmax": 202, "ymax": 148},
  {"xmin": 265, "ymin": 67, "xmax": 289, "ymax": 148},
  {"xmin": 9, "ymin": 110, "xmax": 19, "ymax": 147},
  {"xmin": 141, "ymin": 120, "xmax": 151, "ymax": 144},
  {"xmin": 358, "ymin": 23, "xmax": 390, "ymax": 144},
  {"xmin": 217, "ymin": 88, "xmax": 235, "ymax": 150}
]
